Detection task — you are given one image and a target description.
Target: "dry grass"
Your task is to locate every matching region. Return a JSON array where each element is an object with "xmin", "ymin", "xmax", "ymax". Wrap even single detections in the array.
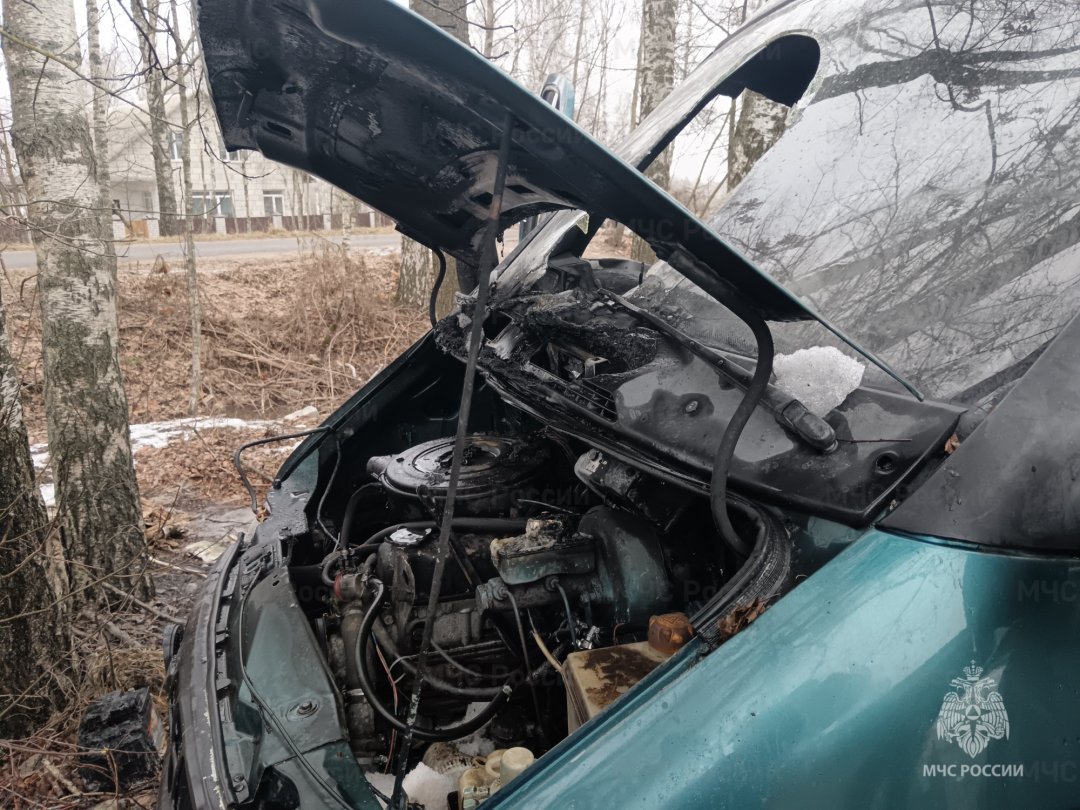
[
  {"xmin": 135, "ymin": 424, "xmax": 298, "ymax": 508},
  {"xmin": 194, "ymin": 244, "xmax": 425, "ymax": 418},
  {"xmin": 0, "ymin": 605, "xmax": 171, "ymax": 809},
  {"xmin": 6, "ymin": 242, "xmax": 427, "ymax": 442}
]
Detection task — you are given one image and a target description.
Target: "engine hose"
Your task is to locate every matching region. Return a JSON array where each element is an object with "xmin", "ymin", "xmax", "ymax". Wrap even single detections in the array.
[
  {"xmin": 709, "ymin": 306, "xmax": 775, "ymax": 557},
  {"xmin": 371, "ymin": 621, "xmax": 506, "ymax": 700},
  {"xmin": 352, "ymin": 579, "xmax": 512, "ymax": 742},
  {"xmin": 339, "ymin": 483, "xmax": 382, "ymax": 549},
  {"xmin": 429, "ymin": 247, "xmax": 448, "ymax": 328},
  {"xmin": 320, "ymin": 552, "xmax": 345, "ymax": 587}
]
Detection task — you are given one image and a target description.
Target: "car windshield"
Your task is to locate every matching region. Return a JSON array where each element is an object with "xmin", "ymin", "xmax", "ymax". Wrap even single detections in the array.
[{"xmin": 501, "ymin": 0, "xmax": 1080, "ymax": 406}]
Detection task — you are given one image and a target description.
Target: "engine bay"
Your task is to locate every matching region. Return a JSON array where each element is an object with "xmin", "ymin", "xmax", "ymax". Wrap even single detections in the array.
[
  {"xmin": 294, "ymin": 429, "xmax": 784, "ymax": 804},
  {"xmin": 274, "ymin": 251, "xmax": 964, "ymax": 806}
]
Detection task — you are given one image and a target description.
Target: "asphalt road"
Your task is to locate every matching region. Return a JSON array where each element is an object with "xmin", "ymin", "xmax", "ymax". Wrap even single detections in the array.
[{"xmin": 0, "ymin": 232, "xmax": 402, "ymax": 270}]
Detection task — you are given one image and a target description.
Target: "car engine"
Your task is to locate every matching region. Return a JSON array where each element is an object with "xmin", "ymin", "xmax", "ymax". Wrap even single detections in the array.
[{"xmin": 312, "ymin": 431, "xmax": 779, "ymax": 774}]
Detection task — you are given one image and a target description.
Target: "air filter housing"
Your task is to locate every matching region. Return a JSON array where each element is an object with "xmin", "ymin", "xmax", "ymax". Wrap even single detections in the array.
[{"xmin": 367, "ymin": 434, "xmax": 554, "ymax": 518}]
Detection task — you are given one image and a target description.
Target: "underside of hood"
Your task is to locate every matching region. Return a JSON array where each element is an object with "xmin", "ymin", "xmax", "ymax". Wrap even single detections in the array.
[{"xmin": 198, "ymin": 0, "xmax": 821, "ymax": 322}]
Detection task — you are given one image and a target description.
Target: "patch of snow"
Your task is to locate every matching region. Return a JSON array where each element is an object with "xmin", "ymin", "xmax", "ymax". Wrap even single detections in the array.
[
  {"xmin": 364, "ymin": 763, "xmax": 457, "ymax": 810},
  {"xmin": 401, "ymin": 762, "xmax": 455, "ymax": 810},
  {"xmin": 128, "ymin": 417, "xmax": 283, "ymax": 451},
  {"xmin": 452, "ymin": 703, "xmax": 498, "ymax": 757},
  {"xmin": 29, "ymin": 417, "xmax": 287, "ymax": 473},
  {"xmin": 39, "ymin": 483, "xmax": 55, "ymax": 510},
  {"xmin": 282, "ymin": 405, "xmax": 318, "ymax": 423},
  {"xmin": 773, "ymin": 346, "xmax": 865, "ymax": 417},
  {"xmin": 182, "ymin": 537, "xmax": 237, "ymax": 564},
  {"xmin": 182, "ymin": 506, "xmax": 258, "ymax": 562}
]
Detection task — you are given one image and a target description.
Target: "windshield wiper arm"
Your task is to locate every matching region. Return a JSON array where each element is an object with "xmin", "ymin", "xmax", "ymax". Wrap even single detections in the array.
[{"xmin": 599, "ymin": 289, "xmax": 838, "ymax": 454}]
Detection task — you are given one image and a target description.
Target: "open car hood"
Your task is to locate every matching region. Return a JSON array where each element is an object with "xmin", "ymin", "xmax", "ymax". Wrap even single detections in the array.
[{"xmin": 199, "ymin": 0, "xmax": 823, "ymax": 323}]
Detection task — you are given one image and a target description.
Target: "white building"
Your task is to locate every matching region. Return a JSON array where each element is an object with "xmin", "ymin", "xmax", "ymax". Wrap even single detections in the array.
[{"xmin": 107, "ymin": 96, "xmax": 386, "ymax": 238}]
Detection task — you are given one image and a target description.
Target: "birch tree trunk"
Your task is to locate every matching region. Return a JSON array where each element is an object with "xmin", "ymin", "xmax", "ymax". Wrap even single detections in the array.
[
  {"xmin": 637, "ymin": 0, "xmax": 677, "ymax": 188},
  {"xmin": 132, "ymin": 0, "xmax": 180, "ymax": 236},
  {"xmin": 396, "ymin": 0, "xmax": 468, "ymax": 319},
  {"xmin": 0, "ymin": 286, "xmax": 69, "ymax": 737},
  {"xmin": 87, "ymin": 0, "xmax": 117, "ymax": 259},
  {"xmin": 631, "ymin": 0, "xmax": 677, "ymax": 263},
  {"xmin": 480, "ymin": 0, "xmax": 495, "ymax": 58},
  {"xmin": 727, "ymin": 0, "xmax": 788, "ymax": 191},
  {"xmin": 727, "ymin": 90, "xmax": 788, "ymax": 189},
  {"xmin": 2, "ymin": 0, "xmax": 150, "ymax": 608},
  {"xmin": 169, "ymin": 0, "xmax": 202, "ymax": 415}
]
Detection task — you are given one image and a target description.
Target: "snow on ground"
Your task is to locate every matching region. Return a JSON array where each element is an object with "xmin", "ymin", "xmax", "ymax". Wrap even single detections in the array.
[
  {"xmin": 30, "ymin": 414, "xmax": 311, "ymax": 562},
  {"xmin": 130, "ymin": 416, "xmax": 284, "ymax": 451},
  {"xmin": 30, "ymin": 414, "xmax": 303, "ymax": 479}
]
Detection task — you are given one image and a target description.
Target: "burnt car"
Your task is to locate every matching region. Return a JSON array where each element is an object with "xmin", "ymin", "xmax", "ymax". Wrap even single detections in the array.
[{"xmin": 160, "ymin": 0, "xmax": 1080, "ymax": 807}]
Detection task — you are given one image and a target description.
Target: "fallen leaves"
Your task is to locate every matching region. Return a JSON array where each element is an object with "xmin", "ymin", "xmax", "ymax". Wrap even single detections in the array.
[{"xmin": 715, "ymin": 599, "xmax": 769, "ymax": 643}]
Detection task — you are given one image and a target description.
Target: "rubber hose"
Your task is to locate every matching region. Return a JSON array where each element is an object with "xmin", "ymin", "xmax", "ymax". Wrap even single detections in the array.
[
  {"xmin": 429, "ymin": 248, "xmax": 448, "ymax": 328},
  {"xmin": 339, "ymin": 484, "xmax": 379, "ymax": 550},
  {"xmin": 371, "ymin": 621, "xmax": 505, "ymax": 699},
  {"xmin": 709, "ymin": 308, "xmax": 775, "ymax": 557},
  {"xmin": 352, "ymin": 579, "xmax": 512, "ymax": 742}
]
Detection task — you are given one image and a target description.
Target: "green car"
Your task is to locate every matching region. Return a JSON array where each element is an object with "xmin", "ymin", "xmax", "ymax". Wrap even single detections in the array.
[{"xmin": 159, "ymin": 0, "xmax": 1080, "ymax": 807}]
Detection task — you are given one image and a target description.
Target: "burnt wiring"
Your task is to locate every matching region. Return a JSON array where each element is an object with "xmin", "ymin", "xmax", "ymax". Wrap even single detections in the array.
[
  {"xmin": 529, "ymin": 612, "xmax": 564, "ymax": 674},
  {"xmin": 373, "ymin": 643, "xmax": 400, "ymax": 770},
  {"xmin": 234, "ymin": 426, "xmax": 331, "ymax": 515},
  {"xmin": 430, "ymin": 640, "xmax": 502, "ymax": 681},
  {"xmin": 554, "ymin": 580, "xmax": 578, "ymax": 647},
  {"xmin": 319, "ymin": 430, "xmax": 344, "ymax": 548},
  {"xmin": 505, "ymin": 589, "xmax": 543, "ymax": 728}
]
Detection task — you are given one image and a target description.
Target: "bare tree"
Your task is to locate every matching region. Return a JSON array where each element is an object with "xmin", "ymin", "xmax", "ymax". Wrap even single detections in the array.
[
  {"xmin": 0, "ymin": 285, "xmax": 68, "ymax": 737},
  {"xmin": 88, "ymin": 0, "xmax": 117, "ymax": 266},
  {"xmin": 169, "ymin": 0, "xmax": 202, "ymax": 416},
  {"xmin": 632, "ymin": 0, "xmax": 678, "ymax": 262},
  {"xmin": 479, "ymin": 0, "xmax": 496, "ymax": 57},
  {"xmin": 131, "ymin": 0, "xmax": 181, "ymax": 236},
  {"xmin": 2, "ymin": 0, "xmax": 150, "ymax": 607},
  {"xmin": 727, "ymin": 0, "xmax": 787, "ymax": 190},
  {"xmin": 396, "ymin": 0, "xmax": 467, "ymax": 318},
  {"xmin": 638, "ymin": 0, "xmax": 678, "ymax": 187}
]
